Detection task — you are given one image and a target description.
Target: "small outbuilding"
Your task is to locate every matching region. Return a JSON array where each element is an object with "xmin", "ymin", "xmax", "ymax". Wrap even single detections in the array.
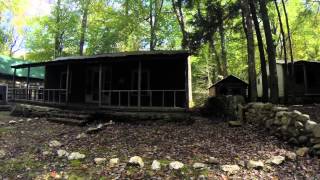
[{"xmin": 209, "ymin": 75, "xmax": 248, "ymax": 97}]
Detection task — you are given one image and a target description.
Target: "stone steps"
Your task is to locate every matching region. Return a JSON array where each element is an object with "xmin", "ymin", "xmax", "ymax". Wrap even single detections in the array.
[
  {"xmin": 0, "ymin": 105, "xmax": 11, "ymax": 111},
  {"xmin": 47, "ymin": 117, "xmax": 88, "ymax": 126}
]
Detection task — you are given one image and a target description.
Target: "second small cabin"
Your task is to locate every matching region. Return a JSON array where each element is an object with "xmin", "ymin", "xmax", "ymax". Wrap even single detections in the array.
[{"xmin": 209, "ymin": 75, "xmax": 248, "ymax": 97}]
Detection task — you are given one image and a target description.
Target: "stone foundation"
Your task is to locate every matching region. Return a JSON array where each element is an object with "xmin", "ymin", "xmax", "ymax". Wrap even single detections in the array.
[{"xmin": 242, "ymin": 103, "xmax": 320, "ymax": 156}]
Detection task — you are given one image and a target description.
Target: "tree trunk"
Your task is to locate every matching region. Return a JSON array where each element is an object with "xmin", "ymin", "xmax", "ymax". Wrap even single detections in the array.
[
  {"xmin": 171, "ymin": 0, "xmax": 188, "ymax": 49},
  {"xmin": 249, "ymin": 0, "xmax": 268, "ymax": 102},
  {"xmin": 79, "ymin": 0, "xmax": 90, "ymax": 56},
  {"xmin": 209, "ymin": 38, "xmax": 223, "ymax": 77},
  {"xmin": 54, "ymin": 0, "xmax": 62, "ymax": 58},
  {"xmin": 242, "ymin": 0, "xmax": 257, "ymax": 102},
  {"xmin": 281, "ymin": 0, "xmax": 295, "ymax": 103},
  {"xmin": 218, "ymin": 22, "xmax": 228, "ymax": 77},
  {"xmin": 274, "ymin": 0, "xmax": 288, "ymax": 104},
  {"xmin": 258, "ymin": 0, "xmax": 279, "ymax": 104}
]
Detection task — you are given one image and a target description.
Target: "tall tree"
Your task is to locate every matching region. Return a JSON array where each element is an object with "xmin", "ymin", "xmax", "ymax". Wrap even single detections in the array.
[
  {"xmin": 217, "ymin": 6, "xmax": 228, "ymax": 77},
  {"xmin": 259, "ymin": 0, "xmax": 279, "ymax": 103},
  {"xmin": 249, "ymin": 0, "xmax": 268, "ymax": 102},
  {"xmin": 242, "ymin": 0, "xmax": 257, "ymax": 102},
  {"xmin": 54, "ymin": 0, "xmax": 63, "ymax": 58},
  {"xmin": 79, "ymin": 0, "xmax": 91, "ymax": 56},
  {"xmin": 274, "ymin": 0, "xmax": 288, "ymax": 104},
  {"xmin": 171, "ymin": 0, "xmax": 188, "ymax": 49},
  {"xmin": 281, "ymin": 0, "xmax": 295, "ymax": 102},
  {"xmin": 149, "ymin": 0, "xmax": 164, "ymax": 50}
]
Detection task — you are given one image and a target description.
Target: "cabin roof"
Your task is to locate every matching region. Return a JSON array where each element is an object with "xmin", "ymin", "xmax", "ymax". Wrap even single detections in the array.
[
  {"xmin": 0, "ymin": 55, "xmax": 44, "ymax": 79},
  {"xmin": 276, "ymin": 60, "xmax": 320, "ymax": 64},
  {"xmin": 209, "ymin": 75, "xmax": 248, "ymax": 89},
  {"xmin": 12, "ymin": 50, "xmax": 190, "ymax": 68}
]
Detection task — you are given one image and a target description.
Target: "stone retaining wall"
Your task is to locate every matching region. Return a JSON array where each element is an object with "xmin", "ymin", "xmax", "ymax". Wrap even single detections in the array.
[{"xmin": 242, "ymin": 103, "xmax": 320, "ymax": 156}]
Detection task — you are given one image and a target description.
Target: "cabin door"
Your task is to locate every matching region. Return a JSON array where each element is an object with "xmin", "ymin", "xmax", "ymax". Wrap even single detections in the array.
[
  {"xmin": 85, "ymin": 67, "xmax": 112, "ymax": 104},
  {"xmin": 85, "ymin": 67, "xmax": 99, "ymax": 103}
]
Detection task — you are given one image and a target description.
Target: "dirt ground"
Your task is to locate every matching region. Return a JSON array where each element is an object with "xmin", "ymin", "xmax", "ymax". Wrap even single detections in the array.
[{"xmin": 0, "ymin": 111, "xmax": 319, "ymax": 179}]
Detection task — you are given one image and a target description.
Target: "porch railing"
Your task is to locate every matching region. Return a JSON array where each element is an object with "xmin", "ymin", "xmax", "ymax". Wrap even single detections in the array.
[
  {"xmin": 9, "ymin": 88, "xmax": 67, "ymax": 104},
  {"xmin": 101, "ymin": 90, "xmax": 186, "ymax": 108}
]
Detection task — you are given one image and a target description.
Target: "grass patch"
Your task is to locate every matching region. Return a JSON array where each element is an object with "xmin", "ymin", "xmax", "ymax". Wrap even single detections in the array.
[
  {"xmin": 0, "ymin": 127, "xmax": 15, "ymax": 134},
  {"xmin": 69, "ymin": 159, "xmax": 82, "ymax": 167}
]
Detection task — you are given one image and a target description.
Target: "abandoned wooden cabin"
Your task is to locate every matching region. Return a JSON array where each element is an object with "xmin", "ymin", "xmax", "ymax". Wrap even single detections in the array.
[
  {"xmin": 11, "ymin": 51, "xmax": 192, "ymax": 111},
  {"xmin": 0, "ymin": 55, "xmax": 44, "ymax": 104},
  {"xmin": 257, "ymin": 60, "xmax": 320, "ymax": 103},
  {"xmin": 209, "ymin": 75, "xmax": 248, "ymax": 98}
]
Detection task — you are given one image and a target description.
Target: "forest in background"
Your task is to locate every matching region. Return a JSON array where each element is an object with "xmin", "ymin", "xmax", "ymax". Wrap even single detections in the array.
[{"xmin": 0, "ymin": 0, "xmax": 320, "ymax": 105}]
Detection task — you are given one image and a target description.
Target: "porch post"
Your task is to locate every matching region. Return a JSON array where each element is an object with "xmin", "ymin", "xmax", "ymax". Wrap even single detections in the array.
[
  {"xmin": 138, "ymin": 60, "xmax": 142, "ymax": 109},
  {"xmin": 184, "ymin": 57, "xmax": 189, "ymax": 110},
  {"xmin": 13, "ymin": 68, "xmax": 16, "ymax": 100},
  {"xmin": 303, "ymin": 64, "xmax": 308, "ymax": 94},
  {"xmin": 99, "ymin": 63, "xmax": 102, "ymax": 107},
  {"xmin": 65, "ymin": 64, "xmax": 70, "ymax": 103},
  {"xmin": 26, "ymin": 66, "xmax": 30, "ymax": 100}
]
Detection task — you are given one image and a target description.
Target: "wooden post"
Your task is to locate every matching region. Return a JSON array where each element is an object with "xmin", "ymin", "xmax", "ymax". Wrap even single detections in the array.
[
  {"xmin": 26, "ymin": 66, "xmax": 30, "ymax": 100},
  {"xmin": 185, "ymin": 57, "xmax": 189, "ymax": 110},
  {"xmin": 66, "ymin": 64, "xmax": 70, "ymax": 103},
  {"xmin": 13, "ymin": 68, "xmax": 16, "ymax": 100},
  {"xmin": 138, "ymin": 60, "xmax": 142, "ymax": 110},
  {"xmin": 99, "ymin": 64, "xmax": 102, "ymax": 107},
  {"xmin": 303, "ymin": 64, "xmax": 308, "ymax": 94}
]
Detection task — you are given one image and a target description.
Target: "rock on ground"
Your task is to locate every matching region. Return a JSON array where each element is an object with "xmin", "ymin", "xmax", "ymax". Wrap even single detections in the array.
[
  {"xmin": 8, "ymin": 120, "xmax": 17, "ymax": 124},
  {"xmin": 49, "ymin": 140, "xmax": 62, "ymax": 147},
  {"xmin": 94, "ymin": 158, "xmax": 106, "ymax": 165},
  {"xmin": 285, "ymin": 152, "xmax": 297, "ymax": 161},
  {"xmin": 208, "ymin": 157, "xmax": 219, "ymax": 164},
  {"xmin": 128, "ymin": 156, "xmax": 144, "ymax": 167},
  {"xmin": 76, "ymin": 133, "xmax": 87, "ymax": 139},
  {"xmin": 151, "ymin": 160, "xmax": 161, "ymax": 170},
  {"xmin": 296, "ymin": 147, "xmax": 309, "ymax": 157},
  {"xmin": 221, "ymin": 165, "xmax": 240, "ymax": 174},
  {"xmin": 0, "ymin": 149, "xmax": 5, "ymax": 158},
  {"xmin": 109, "ymin": 158, "xmax": 119, "ymax": 166},
  {"xmin": 247, "ymin": 160, "xmax": 264, "ymax": 169},
  {"xmin": 193, "ymin": 162, "xmax": 206, "ymax": 169},
  {"xmin": 267, "ymin": 156, "xmax": 285, "ymax": 165},
  {"xmin": 169, "ymin": 161, "xmax": 184, "ymax": 170},
  {"xmin": 57, "ymin": 149, "xmax": 69, "ymax": 157},
  {"xmin": 228, "ymin": 120, "xmax": 242, "ymax": 127},
  {"xmin": 68, "ymin": 152, "xmax": 86, "ymax": 160}
]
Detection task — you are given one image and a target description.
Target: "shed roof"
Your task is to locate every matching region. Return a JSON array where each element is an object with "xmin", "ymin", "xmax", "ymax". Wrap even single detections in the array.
[
  {"xmin": 12, "ymin": 50, "xmax": 190, "ymax": 68},
  {"xmin": 0, "ymin": 55, "xmax": 44, "ymax": 79},
  {"xmin": 209, "ymin": 75, "xmax": 248, "ymax": 89}
]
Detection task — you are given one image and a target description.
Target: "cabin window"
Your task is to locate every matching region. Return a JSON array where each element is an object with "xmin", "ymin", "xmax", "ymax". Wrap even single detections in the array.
[{"xmin": 131, "ymin": 70, "xmax": 150, "ymax": 90}]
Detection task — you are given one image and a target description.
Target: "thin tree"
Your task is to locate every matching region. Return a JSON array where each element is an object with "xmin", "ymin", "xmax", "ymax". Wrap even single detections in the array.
[
  {"xmin": 242, "ymin": 0, "xmax": 257, "ymax": 102},
  {"xmin": 171, "ymin": 0, "xmax": 188, "ymax": 49},
  {"xmin": 281, "ymin": 0, "xmax": 295, "ymax": 102},
  {"xmin": 149, "ymin": 0, "xmax": 164, "ymax": 51},
  {"xmin": 258, "ymin": 0, "xmax": 279, "ymax": 103},
  {"xmin": 274, "ymin": 0, "xmax": 288, "ymax": 104},
  {"xmin": 79, "ymin": 0, "xmax": 91, "ymax": 56},
  {"xmin": 249, "ymin": 0, "xmax": 268, "ymax": 102}
]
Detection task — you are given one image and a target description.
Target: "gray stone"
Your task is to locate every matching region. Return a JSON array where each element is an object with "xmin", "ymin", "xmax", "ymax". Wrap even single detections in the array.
[
  {"xmin": 18, "ymin": 119, "xmax": 24, "ymax": 123},
  {"xmin": 109, "ymin": 158, "xmax": 119, "ymax": 166},
  {"xmin": 296, "ymin": 147, "xmax": 309, "ymax": 157},
  {"xmin": 267, "ymin": 156, "xmax": 285, "ymax": 165},
  {"xmin": 208, "ymin": 157, "xmax": 219, "ymax": 164},
  {"xmin": 169, "ymin": 161, "xmax": 184, "ymax": 170},
  {"xmin": 0, "ymin": 122, "xmax": 5, "ymax": 126},
  {"xmin": 151, "ymin": 160, "xmax": 161, "ymax": 170},
  {"xmin": 94, "ymin": 158, "xmax": 106, "ymax": 165},
  {"xmin": 295, "ymin": 121, "xmax": 304, "ymax": 128},
  {"xmin": 285, "ymin": 152, "xmax": 297, "ymax": 161},
  {"xmin": 272, "ymin": 106, "xmax": 289, "ymax": 112},
  {"xmin": 193, "ymin": 162, "xmax": 206, "ymax": 169},
  {"xmin": 0, "ymin": 149, "xmax": 5, "ymax": 158},
  {"xmin": 313, "ymin": 144, "xmax": 320, "ymax": 150},
  {"xmin": 305, "ymin": 120, "xmax": 317, "ymax": 132},
  {"xmin": 57, "ymin": 149, "xmax": 69, "ymax": 157},
  {"xmin": 247, "ymin": 160, "xmax": 264, "ymax": 169},
  {"xmin": 228, "ymin": 120, "xmax": 242, "ymax": 127},
  {"xmin": 128, "ymin": 156, "xmax": 144, "ymax": 167},
  {"xmin": 288, "ymin": 137, "xmax": 299, "ymax": 145},
  {"xmin": 68, "ymin": 152, "xmax": 86, "ymax": 160},
  {"xmin": 42, "ymin": 151, "xmax": 50, "ymax": 156},
  {"xmin": 297, "ymin": 114, "xmax": 310, "ymax": 123},
  {"xmin": 76, "ymin": 133, "xmax": 87, "ymax": 139},
  {"xmin": 8, "ymin": 120, "xmax": 17, "ymax": 124},
  {"xmin": 220, "ymin": 165, "xmax": 240, "ymax": 174},
  {"xmin": 312, "ymin": 124, "xmax": 320, "ymax": 137},
  {"xmin": 298, "ymin": 136, "xmax": 309, "ymax": 144},
  {"xmin": 49, "ymin": 140, "xmax": 62, "ymax": 147},
  {"xmin": 310, "ymin": 138, "xmax": 320, "ymax": 144}
]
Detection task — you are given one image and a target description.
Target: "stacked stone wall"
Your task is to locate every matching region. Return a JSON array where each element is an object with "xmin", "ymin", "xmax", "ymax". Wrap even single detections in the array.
[{"xmin": 243, "ymin": 103, "xmax": 320, "ymax": 156}]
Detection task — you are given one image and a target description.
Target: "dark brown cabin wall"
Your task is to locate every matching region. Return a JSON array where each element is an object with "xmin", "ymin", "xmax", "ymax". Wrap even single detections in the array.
[
  {"xmin": 45, "ymin": 65, "xmax": 66, "ymax": 89},
  {"xmin": 70, "ymin": 63, "xmax": 86, "ymax": 103}
]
